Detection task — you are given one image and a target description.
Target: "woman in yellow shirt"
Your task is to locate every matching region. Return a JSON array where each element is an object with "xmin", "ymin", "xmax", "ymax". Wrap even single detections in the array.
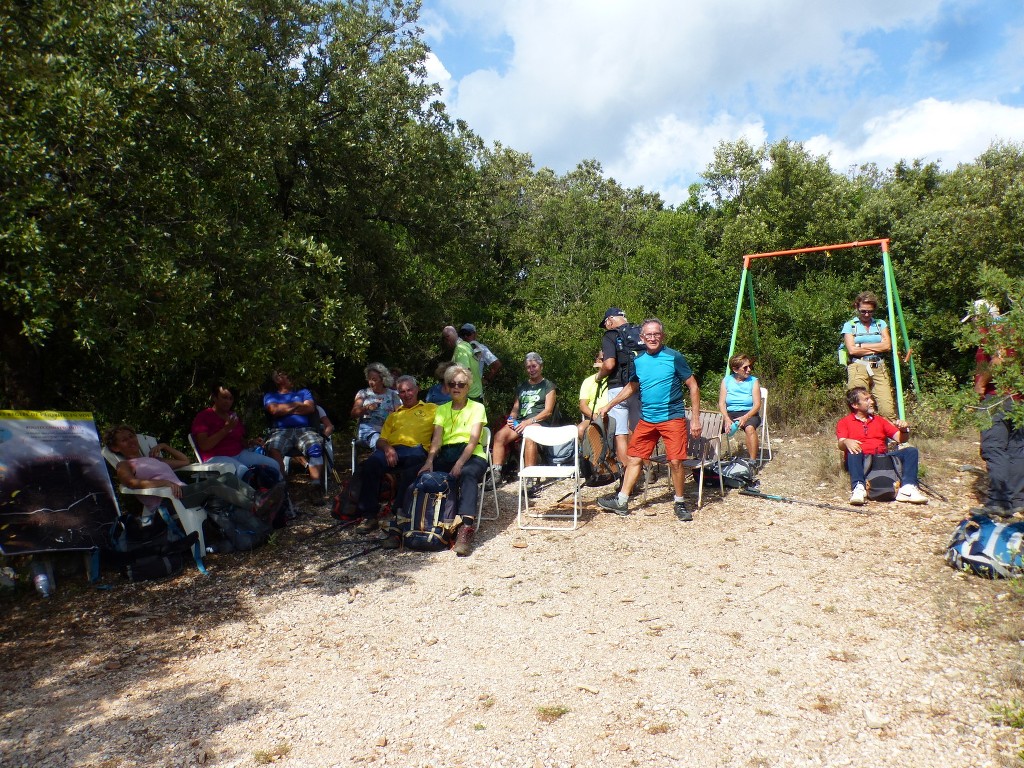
[{"xmin": 418, "ymin": 365, "xmax": 488, "ymax": 554}]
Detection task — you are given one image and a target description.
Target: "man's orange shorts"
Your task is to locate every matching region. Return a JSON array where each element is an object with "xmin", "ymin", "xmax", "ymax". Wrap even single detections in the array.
[{"xmin": 627, "ymin": 418, "xmax": 689, "ymax": 461}]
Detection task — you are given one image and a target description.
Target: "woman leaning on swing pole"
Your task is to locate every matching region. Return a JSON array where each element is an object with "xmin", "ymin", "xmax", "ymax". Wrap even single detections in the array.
[{"xmin": 842, "ymin": 291, "xmax": 896, "ymax": 420}]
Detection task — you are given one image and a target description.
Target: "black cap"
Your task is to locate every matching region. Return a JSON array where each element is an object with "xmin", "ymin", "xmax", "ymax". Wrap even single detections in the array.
[{"xmin": 600, "ymin": 307, "xmax": 625, "ymax": 328}]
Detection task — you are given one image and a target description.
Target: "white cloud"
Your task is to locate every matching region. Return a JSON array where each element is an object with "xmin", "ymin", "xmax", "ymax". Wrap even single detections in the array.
[
  {"xmin": 422, "ymin": 0, "xmax": 1021, "ymax": 198},
  {"xmin": 606, "ymin": 113, "xmax": 768, "ymax": 205},
  {"xmin": 422, "ymin": 52, "xmax": 453, "ymax": 96},
  {"xmin": 806, "ymin": 98, "xmax": 1024, "ymax": 173}
]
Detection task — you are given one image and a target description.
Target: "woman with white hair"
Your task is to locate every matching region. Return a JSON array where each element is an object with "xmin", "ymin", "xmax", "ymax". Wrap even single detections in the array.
[
  {"xmin": 351, "ymin": 362, "xmax": 400, "ymax": 448},
  {"xmin": 490, "ymin": 352, "xmax": 557, "ymax": 477}
]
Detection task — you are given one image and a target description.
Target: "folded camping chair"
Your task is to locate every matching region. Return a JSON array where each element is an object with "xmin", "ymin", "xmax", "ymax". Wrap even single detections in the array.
[
  {"xmin": 477, "ymin": 426, "xmax": 500, "ymax": 526},
  {"xmin": 101, "ymin": 441, "xmax": 212, "ymax": 572},
  {"xmin": 517, "ymin": 424, "xmax": 581, "ymax": 531}
]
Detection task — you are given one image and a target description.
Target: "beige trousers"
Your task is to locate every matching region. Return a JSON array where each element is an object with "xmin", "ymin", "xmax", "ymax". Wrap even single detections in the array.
[{"xmin": 846, "ymin": 360, "xmax": 895, "ymax": 419}]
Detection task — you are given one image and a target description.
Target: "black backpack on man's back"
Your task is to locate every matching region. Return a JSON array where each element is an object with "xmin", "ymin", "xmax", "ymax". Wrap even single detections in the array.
[{"xmin": 612, "ymin": 323, "xmax": 646, "ymax": 383}]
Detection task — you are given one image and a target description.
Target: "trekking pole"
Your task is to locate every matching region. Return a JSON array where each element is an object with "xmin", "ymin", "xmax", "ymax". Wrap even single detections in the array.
[
  {"xmin": 308, "ymin": 517, "xmax": 361, "ymax": 538},
  {"xmin": 320, "ymin": 543, "xmax": 384, "ymax": 571},
  {"xmin": 917, "ymin": 479, "xmax": 949, "ymax": 503},
  {"xmin": 739, "ymin": 488, "xmax": 868, "ymax": 514}
]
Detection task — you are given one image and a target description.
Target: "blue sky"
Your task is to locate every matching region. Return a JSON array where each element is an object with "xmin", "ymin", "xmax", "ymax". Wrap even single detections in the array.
[{"xmin": 418, "ymin": 0, "xmax": 1024, "ymax": 205}]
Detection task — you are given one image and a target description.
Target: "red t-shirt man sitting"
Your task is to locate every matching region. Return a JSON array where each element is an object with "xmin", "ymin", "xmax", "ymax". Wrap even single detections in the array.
[{"xmin": 835, "ymin": 387, "xmax": 927, "ymax": 506}]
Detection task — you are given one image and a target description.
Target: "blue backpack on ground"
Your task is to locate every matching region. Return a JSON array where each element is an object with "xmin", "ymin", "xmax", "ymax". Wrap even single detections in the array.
[
  {"xmin": 946, "ymin": 514, "xmax": 1024, "ymax": 579},
  {"xmin": 396, "ymin": 471, "xmax": 461, "ymax": 551}
]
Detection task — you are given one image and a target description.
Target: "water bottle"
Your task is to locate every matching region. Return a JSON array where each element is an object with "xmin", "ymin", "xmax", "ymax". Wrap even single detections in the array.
[
  {"xmin": 729, "ymin": 421, "xmax": 740, "ymax": 436},
  {"xmin": 31, "ymin": 562, "xmax": 52, "ymax": 598}
]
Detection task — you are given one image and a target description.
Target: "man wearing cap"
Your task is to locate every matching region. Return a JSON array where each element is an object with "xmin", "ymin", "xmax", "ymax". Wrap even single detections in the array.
[
  {"xmin": 459, "ymin": 323, "xmax": 502, "ymax": 395},
  {"xmin": 596, "ymin": 307, "xmax": 643, "ymax": 468},
  {"xmin": 443, "ymin": 325, "xmax": 483, "ymax": 403},
  {"xmin": 964, "ymin": 300, "xmax": 1024, "ymax": 517}
]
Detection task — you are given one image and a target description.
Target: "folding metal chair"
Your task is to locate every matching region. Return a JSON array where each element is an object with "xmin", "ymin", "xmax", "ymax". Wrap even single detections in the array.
[
  {"xmin": 516, "ymin": 424, "xmax": 580, "ymax": 531},
  {"xmin": 476, "ymin": 426, "xmax": 500, "ymax": 525},
  {"xmin": 759, "ymin": 386, "xmax": 773, "ymax": 463},
  {"xmin": 644, "ymin": 412, "xmax": 725, "ymax": 508}
]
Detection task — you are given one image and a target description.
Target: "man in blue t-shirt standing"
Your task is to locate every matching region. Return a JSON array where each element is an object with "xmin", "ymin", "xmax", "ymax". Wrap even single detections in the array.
[{"xmin": 596, "ymin": 318, "xmax": 702, "ymax": 521}]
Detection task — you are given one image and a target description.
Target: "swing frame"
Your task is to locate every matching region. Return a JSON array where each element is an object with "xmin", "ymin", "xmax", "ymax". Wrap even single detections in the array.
[{"xmin": 726, "ymin": 238, "xmax": 920, "ymax": 419}]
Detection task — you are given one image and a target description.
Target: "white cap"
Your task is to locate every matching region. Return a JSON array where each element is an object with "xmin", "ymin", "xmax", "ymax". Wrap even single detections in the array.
[{"xmin": 961, "ymin": 299, "xmax": 1001, "ymax": 323}]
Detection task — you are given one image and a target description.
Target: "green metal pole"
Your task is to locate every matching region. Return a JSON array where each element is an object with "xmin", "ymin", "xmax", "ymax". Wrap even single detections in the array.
[
  {"xmin": 881, "ymin": 245, "xmax": 906, "ymax": 420},
  {"xmin": 747, "ymin": 270, "xmax": 761, "ymax": 357},
  {"xmin": 727, "ymin": 265, "xmax": 749, "ymax": 373},
  {"xmin": 886, "ymin": 265, "xmax": 920, "ymax": 394}
]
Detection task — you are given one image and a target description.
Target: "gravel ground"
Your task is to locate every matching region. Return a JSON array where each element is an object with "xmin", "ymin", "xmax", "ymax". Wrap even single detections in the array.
[{"xmin": 1, "ymin": 432, "xmax": 1023, "ymax": 768}]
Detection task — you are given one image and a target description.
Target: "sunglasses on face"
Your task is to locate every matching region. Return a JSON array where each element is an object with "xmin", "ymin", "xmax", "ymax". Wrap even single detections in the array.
[
  {"xmin": 739, "ymin": 365, "xmax": 752, "ymax": 371},
  {"xmin": 449, "ymin": 380, "xmax": 469, "ymax": 389}
]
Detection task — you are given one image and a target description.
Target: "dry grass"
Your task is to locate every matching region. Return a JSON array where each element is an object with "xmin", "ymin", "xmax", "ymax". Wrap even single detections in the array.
[
  {"xmin": 254, "ymin": 742, "xmax": 291, "ymax": 764},
  {"xmin": 536, "ymin": 705, "xmax": 570, "ymax": 723},
  {"xmin": 810, "ymin": 695, "xmax": 839, "ymax": 715}
]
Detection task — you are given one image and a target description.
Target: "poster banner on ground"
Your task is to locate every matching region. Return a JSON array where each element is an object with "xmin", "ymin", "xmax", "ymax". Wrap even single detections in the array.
[{"xmin": 0, "ymin": 411, "xmax": 118, "ymax": 555}]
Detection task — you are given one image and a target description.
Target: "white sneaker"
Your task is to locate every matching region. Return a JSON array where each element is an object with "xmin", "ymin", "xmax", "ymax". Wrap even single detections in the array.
[
  {"xmin": 896, "ymin": 484, "xmax": 928, "ymax": 504},
  {"xmin": 849, "ymin": 483, "xmax": 866, "ymax": 505}
]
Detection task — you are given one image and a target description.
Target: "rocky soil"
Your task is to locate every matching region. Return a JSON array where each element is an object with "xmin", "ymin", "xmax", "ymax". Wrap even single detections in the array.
[{"xmin": 2, "ymin": 432, "xmax": 1023, "ymax": 768}]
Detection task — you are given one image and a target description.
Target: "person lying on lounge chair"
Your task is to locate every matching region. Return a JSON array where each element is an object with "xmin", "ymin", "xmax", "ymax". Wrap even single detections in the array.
[{"xmin": 104, "ymin": 425, "xmax": 283, "ymax": 520}]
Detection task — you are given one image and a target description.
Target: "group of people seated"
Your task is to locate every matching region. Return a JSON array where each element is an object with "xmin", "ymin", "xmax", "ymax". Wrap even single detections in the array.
[
  {"xmin": 106, "ymin": 369, "xmax": 337, "ymax": 531},
  {"xmin": 349, "ymin": 351, "xmax": 559, "ymax": 556},
  {"xmin": 103, "ymin": 424, "xmax": 285, "ymax": 523}
]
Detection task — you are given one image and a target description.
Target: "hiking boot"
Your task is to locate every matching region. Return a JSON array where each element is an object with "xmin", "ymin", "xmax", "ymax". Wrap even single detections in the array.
[
  {"xmin": 971, "ymin": 504, "xmax": 1013, "ymax": 518},
  {"xmin": 454, "ymin": 524, "xmax": 475, "ymax": 556},
  {"xmin": 597, "ymin": 494, "xmax": 630, "ymax": 516},
  {"xmin": 849, "ymin": 483, "xmax": 867, "ymax": 506},
  {"xmin": 354, "ymin": 517, "xmax": 379, "ymax": 534},
  {"xmin": 674, "ymin": 501, "xmax": 693, "ymax": 522},
  {"xmin": 895, "ymin": 484, "xmax": 928, "ymax": 505},
  {"xmin": 526, "ymin": 480, "xmax": 542, "ymax": 498},
  {"xmin": 488, "ymin": 466, "xmax": 504, "ymax": 488},
  {"xmin": 378, "ymin": 533, "xmax": 401, "ymax": 549}
]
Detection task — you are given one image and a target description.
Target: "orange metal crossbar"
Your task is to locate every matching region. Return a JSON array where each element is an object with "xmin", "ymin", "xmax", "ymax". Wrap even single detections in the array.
[
  {"xmin": 742, "ymin": 239, "xmax": 889, "ymax": 269},
  {"xmin": 729, "ymin": 237, "xmax": 917, "ymax": 418}
]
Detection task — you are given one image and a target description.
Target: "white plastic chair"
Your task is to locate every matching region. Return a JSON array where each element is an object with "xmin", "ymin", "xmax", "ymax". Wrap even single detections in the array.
[
  {"xmin": 477, "ymin": 426, "xmax": 500, "ymax": 525},
  {"xmin": 759, "ymin": 386, "xmax": 773, "ymax": 463},
  {"xmin": 141, "ymin": 434, "xmax": 232, "ymax": 476},
  {"xmin": 101, "ymin": 442, "xmax": 210, "ymax": 565},
  {"xmin": 184, "ymin": 433, "xmax": 249, "ymax": 476},
  {"xmin": 516, "ymin": 424, "xmax": 580, "ymax": 531}
]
